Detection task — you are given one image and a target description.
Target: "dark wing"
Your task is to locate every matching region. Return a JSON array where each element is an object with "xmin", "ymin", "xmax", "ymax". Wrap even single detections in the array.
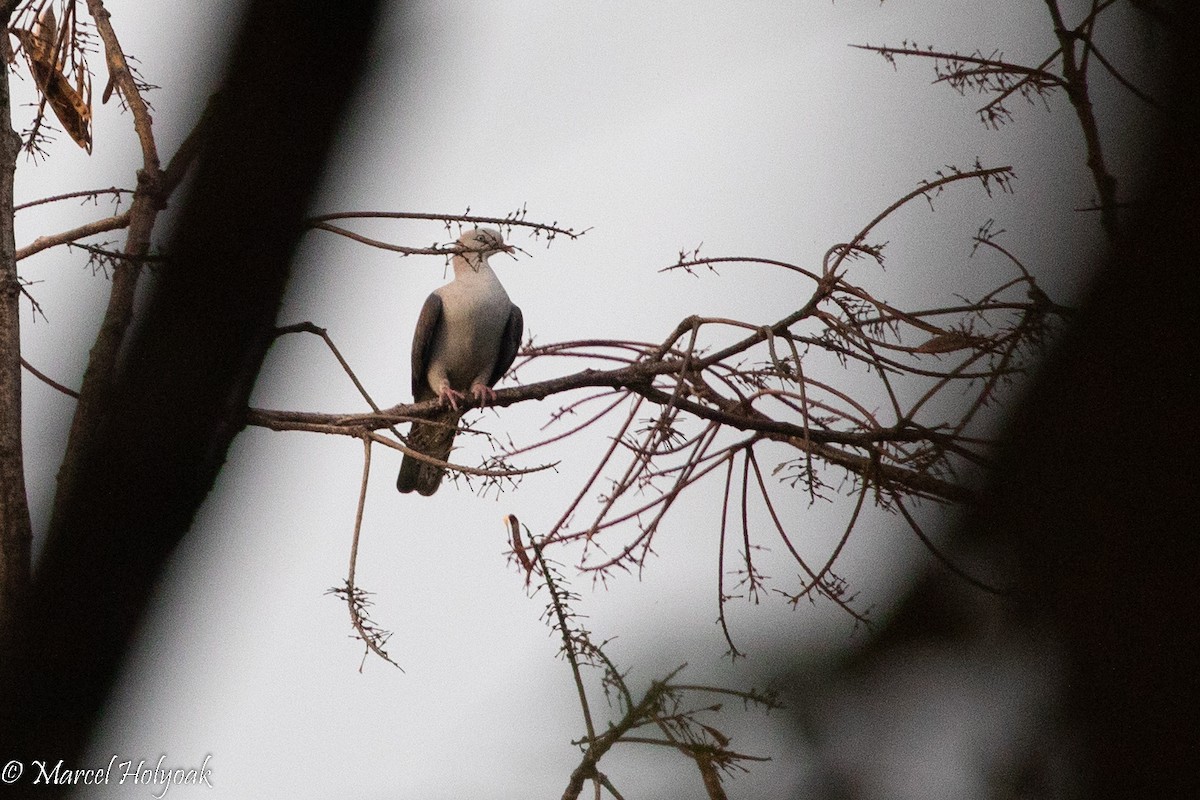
[
  {"xmin": 488, "ymin": 304, "xmax": 523, "ymax": 387},
  {"xmin": 411, "ymin": 292, "xmax": 443, "ymax": 401}
]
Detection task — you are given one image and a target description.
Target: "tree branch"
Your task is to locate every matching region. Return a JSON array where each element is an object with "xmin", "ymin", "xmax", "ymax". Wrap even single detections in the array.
[
  {"xmin": 47, "ymin": 0, "xmax": 202, "ymax": 548},
  {"xmin": 9, "ymin": 0, "xmax": 386, "ymax": 773},
  {"xmin": 14, "ymin": 186, "xmax": 132, "ymax": 212},
  {"xmin": 1043, "ymin": 0, "xmax": 1121, "ymax": 243},
  {"xmin": 248, "ymin": 355, "xmax": 977, "ymax": 504},
  {"xmin": 308, "ymin": 209, "xmax": 587, "ymax": 242},
  {"xmin": 0, "ymin": 3, "xmax": 32, "ymax": 654},
  {"xmin": 20, "ymin": 356, "xmax": 80, "ymax": 398},
  {"xmin": 14, "ymin": 210, "xmax": 131, "ymax": 261}
]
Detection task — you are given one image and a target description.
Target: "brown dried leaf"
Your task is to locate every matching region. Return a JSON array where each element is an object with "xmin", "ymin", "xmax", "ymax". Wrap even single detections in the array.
[
  {"xmin": 38, "ymin": 65, "xmax": 92, "ymax": 152},
  {"xmin": 699, "ymin": 722, "xmax": 731, "ymax": 748},
  {"xmin": 695, "ymin": 755, "xmax": 728, "ymax": 800},
  {"xmin": 13, "ymin": 6, "xmax": 94, "ymax": 153},
  {"xmin": 34, "ymin": 6, "xmax": 56, "ymax": 58},
  {"xmin": 914, "ymin": 331, "xmax": 976, "ymax": 354}
]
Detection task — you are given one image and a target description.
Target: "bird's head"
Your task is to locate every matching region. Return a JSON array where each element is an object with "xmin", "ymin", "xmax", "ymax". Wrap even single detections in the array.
[{"xmin": 456, "ymin": 227, "xmax": 513, "ymax": 270}]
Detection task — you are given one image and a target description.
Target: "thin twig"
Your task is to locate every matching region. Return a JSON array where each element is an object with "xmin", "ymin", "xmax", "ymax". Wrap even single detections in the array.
[
  {"xmin": 20, "ymin": 357, "xmax": 79, "ymax": 398},
  {"xmin": 341, "ymin": 434, "xmax": 403, "ymax": 671}
]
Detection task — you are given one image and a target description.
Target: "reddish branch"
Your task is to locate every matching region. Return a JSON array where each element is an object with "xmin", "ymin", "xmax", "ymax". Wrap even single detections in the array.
[{"xmin": 248, "ymin": 166, "xmax": 1057, "ymax": 645}]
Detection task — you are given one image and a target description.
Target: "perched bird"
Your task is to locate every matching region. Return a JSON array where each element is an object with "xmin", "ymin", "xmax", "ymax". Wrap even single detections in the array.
[{"xmin": 396, "ymin": 227, "xmax": 524, "ymax": 495}]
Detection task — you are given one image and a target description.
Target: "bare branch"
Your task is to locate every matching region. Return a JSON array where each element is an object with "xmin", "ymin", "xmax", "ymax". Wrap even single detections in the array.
[
  {"xmin": 20, "ymin": 356, "xmax": 79, "ymax": 398},
  {"xmin": 14, "ymin": 186, "xmax": 133, "ymax": 212},
  {"xmin": 273, "ymin": 321, "xmax": 385, "ymax": 413},
  {"xmin": 330, "ymin": 435, "xmax": 403, "ymax": 671},
  {"xmin": 308, "ymin": 208, "xmax": 587, "ymax": 243},
  {"xmin": 85, "ymin": 0, "xmax": 159, "ymax": 169},
  {"xmin": 1084, "ymin": 38, "xmax": 1160, "ymax": 108},
  {"xmin": 255, "ymin": 168, "xmax": 1052, "ymax": 651},
  {"xmin": 15, "ymin": 210, "xmax": 131, "ymax": 261},
  {"xmin": 308, "ymin": 222, "xmax": 453, "ymax": 256},
  {"xmin": 47, "ymin": 3, "xmax": 212, "ymax": 545},
  {"xmin": 0, "ymin": 19, "xmax": 32, "ymax": 647}
]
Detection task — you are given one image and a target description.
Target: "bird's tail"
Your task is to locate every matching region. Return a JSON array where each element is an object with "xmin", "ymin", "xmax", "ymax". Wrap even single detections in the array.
[{"xmin": 396, "ymin": 413, "xmax": 462, "ymax": 496}]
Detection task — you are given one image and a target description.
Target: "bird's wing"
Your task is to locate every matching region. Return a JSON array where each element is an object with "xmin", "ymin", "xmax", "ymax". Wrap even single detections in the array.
[
  {"xmin": 488, "ymin": 304, "xmax": 524, "ymax": 387},
  {"xmin": 410, "ymin": 292, "xmax": 443, "ymax": 401}
]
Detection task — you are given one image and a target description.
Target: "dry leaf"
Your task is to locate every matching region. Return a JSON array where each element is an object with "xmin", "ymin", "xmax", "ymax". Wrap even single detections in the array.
[
  {"xmin": 915, "ymin": 331, "xmax": 976, "ymax": 354},
  {"xmin": 13, "ymin": 6, "xmax": 93, "ymax": 153}
]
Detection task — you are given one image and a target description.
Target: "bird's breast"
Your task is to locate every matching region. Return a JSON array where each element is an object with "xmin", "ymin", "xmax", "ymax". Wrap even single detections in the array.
[{"xmin": 429, "ymin": 277, "xmax": 512, "ymax": 390}]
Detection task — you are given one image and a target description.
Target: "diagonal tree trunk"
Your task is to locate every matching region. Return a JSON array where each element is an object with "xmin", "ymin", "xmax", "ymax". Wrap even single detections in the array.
[{"xmin": 1, "ymin": 0, "xmax": 386, "ymax": 781}]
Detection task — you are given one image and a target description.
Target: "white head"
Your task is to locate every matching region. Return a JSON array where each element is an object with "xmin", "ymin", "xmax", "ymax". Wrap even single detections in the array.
[{"xmin": 456, "ymin": 227, "xmax": 511, "ymax": 265}]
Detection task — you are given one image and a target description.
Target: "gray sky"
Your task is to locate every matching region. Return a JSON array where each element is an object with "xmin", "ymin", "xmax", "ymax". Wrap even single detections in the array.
[{"xmin": 11, "ymin": 1, "xmax": 1158, "ymax": 797}]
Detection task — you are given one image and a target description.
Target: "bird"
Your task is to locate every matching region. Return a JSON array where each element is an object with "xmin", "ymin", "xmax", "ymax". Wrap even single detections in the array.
[{"xmin": 396, "ymin": 227, "xmax": 524, "ymax": 495}]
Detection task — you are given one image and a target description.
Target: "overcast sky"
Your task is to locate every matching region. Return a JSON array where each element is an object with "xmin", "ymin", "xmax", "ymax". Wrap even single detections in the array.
[{"xmin": 11, "ymin": 1, "xmax": 1160, "ymax": 797}]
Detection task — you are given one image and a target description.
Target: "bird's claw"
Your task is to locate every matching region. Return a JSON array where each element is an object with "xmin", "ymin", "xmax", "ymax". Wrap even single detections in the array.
[
  {"xmin": 470, "ymin": 384, "xmax": 498, "ymax": 407},
  {"xmin": 437, "ymin": 386, "xmax": 467, "ymax": 410}
]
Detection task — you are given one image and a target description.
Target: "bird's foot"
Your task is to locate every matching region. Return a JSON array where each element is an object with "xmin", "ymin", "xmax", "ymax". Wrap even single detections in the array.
[
  {"xmin": 470, "ymin": 383, "xmax": 498, "ymax": 407},
  {"xmin": 437, "ymin": 385, "xmax": 467, "ymax": 410}
]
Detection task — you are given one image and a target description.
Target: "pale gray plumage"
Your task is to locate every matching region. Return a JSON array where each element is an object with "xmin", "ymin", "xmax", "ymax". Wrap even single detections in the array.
[{"xmin": 397, "ymin": 227, "xmax": 523, "ymax": 495}]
